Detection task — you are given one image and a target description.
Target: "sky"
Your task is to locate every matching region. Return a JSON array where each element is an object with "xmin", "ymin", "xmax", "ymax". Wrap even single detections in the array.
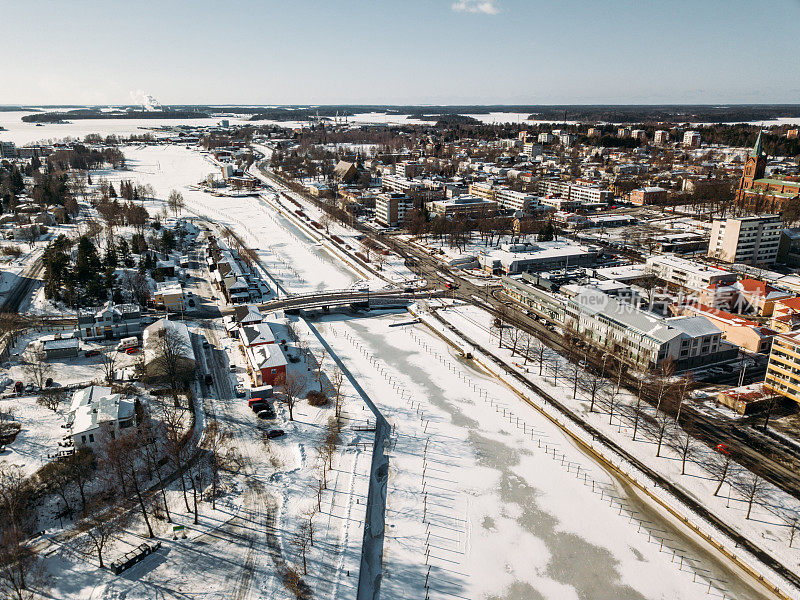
[{"xmin": 2, "ymin": 0, "xmax": 799, "ymax": 106}]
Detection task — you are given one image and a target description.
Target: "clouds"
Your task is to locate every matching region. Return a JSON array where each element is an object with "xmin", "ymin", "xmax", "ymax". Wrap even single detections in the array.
[{"xmin": 451, "ymin": 0, "xmax": 499, "ymax": 15}]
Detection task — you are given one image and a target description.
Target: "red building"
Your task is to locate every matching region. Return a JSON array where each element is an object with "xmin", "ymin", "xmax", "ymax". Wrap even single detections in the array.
[{"xmin": 736, "ymin": 131, "xmax": 800, "ymax": 212}]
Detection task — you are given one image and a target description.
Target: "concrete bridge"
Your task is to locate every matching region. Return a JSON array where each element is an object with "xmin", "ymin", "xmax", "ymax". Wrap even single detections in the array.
[{"xmin": 254, "ymin": 288, "xmax": 422, "ymax": 314}]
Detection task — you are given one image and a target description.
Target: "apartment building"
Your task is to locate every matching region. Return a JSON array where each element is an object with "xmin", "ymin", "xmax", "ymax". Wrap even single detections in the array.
[
  {"xmin": 429, "ymin": 195, "xmax": 497, "ymax": 218},
  {"xmin": 0, "ymin": 141, "xmax": 16, "ymax": 158},
  {"xmin": 522, "ymin": 142, "xmax": 543, "ymax": 157},
  {"xmin": 654, "ymin": 130, "xmax": 670, "ymax": 144},
  {"xmin": 645, "ymin": 255, "xmax": 737, "ymax": 293},
  {"xmin": 683, "ymin": 131, "xmax": 701, "ymax": 148},
  {"xmin": 708, "ymin": 215, "xmax": 782, "ymax": 265},
  {"xmin": 468, "ymin": 182, "xmax": 539, "ymax": 213},
  {"xmin": 537, "ymin": 179, "xmax": 613, "ymax": 204},
  {"xmin": 559, "ymin": 133, "xmax": 576, "ymax": 147},
  {"xmin": 631, "ymin": 129, "xmax": 647, "ymax": 141},
  {"xmin": 566, "ymin": 288, "xmax": 726, "ymax": 369},
  {"xmin": 764, "ymin": 331, "xmax": 800, "ymax": 405},
  {"xmin": 538, "ymin": 133, "xmax": 554, "ymax": 144},
  {"xmin": 396, "ymin": 161, "xmax": 424, "ymax": 179},
  {"xmin": 382, "ymin": 174, "xmax": 445, "ymax": 204},
  {"xmin": 375, "ymin": 193, "xmax": 413, "ymax": 227}
]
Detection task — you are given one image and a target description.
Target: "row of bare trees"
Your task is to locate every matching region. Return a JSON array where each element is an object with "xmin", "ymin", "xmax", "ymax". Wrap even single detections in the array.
[{"xmin": 492, "ymin": 314, "xmax": 775, "ymax": 523}]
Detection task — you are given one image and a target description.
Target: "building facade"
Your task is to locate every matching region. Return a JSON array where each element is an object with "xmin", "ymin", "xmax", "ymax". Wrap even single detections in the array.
[{"xmin": 708, "ymin": 214, "xmax": 782, "ymax": 265}]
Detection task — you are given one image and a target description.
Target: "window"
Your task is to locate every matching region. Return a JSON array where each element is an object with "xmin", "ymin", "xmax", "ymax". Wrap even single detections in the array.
[
  {"xmin": 271, "ymin": 369, "xmax": 277, "ymax": 374},
  {"xmin": 89, "ymin": 434, "xmax": 94, "ymax": 443},
  {"xmin": 81, "ymin": 435, "xmax": 86, "ymax": 444}
]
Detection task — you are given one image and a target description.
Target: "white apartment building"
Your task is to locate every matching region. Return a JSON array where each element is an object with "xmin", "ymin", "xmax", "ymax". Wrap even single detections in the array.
[
  {"xmin": 645, "ymin": 255, "xmax": 737, "ymax": 293},
  {"xmin": 708, "ymin": 214, "xmax": 782, "ymax": 265},
  {"xmin": 683, "ymin": 130, "xmax": 701, "ymax": 148},
  {"xmin": 631, "ymin": 129, "xmax": 647, "ymax": 141},
  {"xmin": 537, "ymin": 179, "xmax": 613, "ymax": 204},
  {"xmin": 654, "ymin": 130, "xmax": 669, "ymax": 144},
  {"xmin": 559, "ymin": 133, "xmax": 576, "ymax": 147},
  {"xmin": 538, "ymin": 133, "xmax": 554, "ymax": 143},
  {"xmin": 495, "ymin": 188, "xmax": 539, "ymax": 213},
  {"xmin": 566, "ymin": 288, "xmax": 724, "ymax": 369}
]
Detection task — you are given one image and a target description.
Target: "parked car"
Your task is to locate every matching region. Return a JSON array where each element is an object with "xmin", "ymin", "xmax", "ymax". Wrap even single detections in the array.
[
  {"xmin": 248, "ymin": 397, "xmax": 265, "ymax": 408},
  {"xmin": 204, "ymin": 374, "xmax": 214, "ymax": 386},
  {"xmin": 256, "ymin": 410, "xmax": 276, "ymax": 420},
  {"xmin": 84, "ymin": 349, "xmax": 101, "ymax": 357},
  {"xmin": 250, "ymin": 401, "xmax": 268, "ymax": 412},
  {"xmin": 116, "ymin": 336, "xmax": 138, "ymax": 352},
  {"xmin": 235, "ymin": 384, "xmax": 246, "ymax": 397},
  {"xmin": 716, "ymin": 443, "xmax": 730, "ymax": 455},
  {"xmin": 266, "ymin": 429, "xmax": 285, "ymax": 439},
  {"xmin": 124, "ymin": 347, "xmax": 140, "ymax": 355}
]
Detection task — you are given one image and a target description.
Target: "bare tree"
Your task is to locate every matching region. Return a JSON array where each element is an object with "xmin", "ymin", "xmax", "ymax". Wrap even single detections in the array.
[
  {"xmin": 36, "ymin": 388, "xmax": 66, "ymax": 412},
  {"xmin": 313, "ymin": 348, "xmax": 327, "ymax": 392},
  {"xmin": 292, "ymin": 520, "xmax": 312, "ymax": 575},
  {"xmin": 148, "ymin": 324, "xmax": 194, "ymax": 403},
  {"xmin": 204, "ymin": 420, "xmax": 229, "ymax": 511},
  {"xmin": 159, "ymin": 402, "xmax": 192, "ymax": 512},
  {"xmin": 104, "ymin": 434, "xmax": 154, "ymax": 538},
  {"xmin": 667, "ymin": 428, "xmax": 694, "ymax": 475},
  {"xmin": 99, "ymin": 347, "xmax": 117, "ymax": 383},
  {"xmin": 738, "ymin": 471, "xmax": 766, "ymax": 520},
  {"xmin": 277, "ymin": 371, "xmax": 307, "ymax": 421},
  {"xmin": 654, "ymin": 413, "xmax": 672, "ymax": 458},
  {"xmin": 328, "ymin": 367, "xmax": 345, "ymax": 420},
  {"xmin": 710, "ymin": 451, "xmax": 733, "ymax": 497},
  {"xmin": 76, "ymin": 502, "xmax": 124, "ymax": 569},
  {"xmin": 22, "ymin": 347, "xmax": 52, "ymax": 390},
  {"xmin": 167, "ymin": 189, "xmax": 185, "ymax": 217}
]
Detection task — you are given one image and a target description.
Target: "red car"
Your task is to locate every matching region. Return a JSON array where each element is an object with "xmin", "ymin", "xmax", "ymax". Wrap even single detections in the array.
[
  {"xmin": 125, "ymin": 347, "xmax": 140, "ymax": 355},
  {"xmin": 716, "ymin": 443, "xmax": 730, "ymax": 455},
  {"xmin": 84, "ymin": 349, "xmax": 101, "ymax": 357}
]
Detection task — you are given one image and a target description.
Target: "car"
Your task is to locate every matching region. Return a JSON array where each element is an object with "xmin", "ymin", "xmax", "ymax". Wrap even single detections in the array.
[
  {"xmin": 248, "ymin": 397, "xmax": 265, "ymax": 408},
  {"xmin": 84, "ymin": 349, "xmax": 101, "ymax": 357},
  {"xmin": 266, "ymin": 429, "xmax": 285, "ymax": 439},
  {"xmin": 235, "ymin": 384, "xmax": 246, "ymax": 397},
  {"xmin": 229, "ymin": 364, "xmax": 237, "ymax": 372},
  {"xmin": 257, "ymin": 409, "xmax": 276, "ymax": 420},
  {"xmin": 716, "ymin": 443, "xmax": 730, "ymax": 456},
  {"xmin": 204, "ymin": 374, "xmax": 213, "ymax": 386},
  {"xmin": 250, "ymin": 401, "xmax": 268, "ymax": 413},
  {"xmin": 125, "ymin": 347, "xmax": 140, "ymax": 355}
]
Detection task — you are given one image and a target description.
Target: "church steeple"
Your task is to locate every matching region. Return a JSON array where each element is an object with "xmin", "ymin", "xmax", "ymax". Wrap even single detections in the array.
[{"xmin": 750, "ymin": 129, "xmax": 764, "ymax": 158}]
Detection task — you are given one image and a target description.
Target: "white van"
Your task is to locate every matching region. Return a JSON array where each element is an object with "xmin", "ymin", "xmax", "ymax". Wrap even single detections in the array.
[{"xmin": 116, "ymin": 337, "xmax": 139, "ymax": 351}]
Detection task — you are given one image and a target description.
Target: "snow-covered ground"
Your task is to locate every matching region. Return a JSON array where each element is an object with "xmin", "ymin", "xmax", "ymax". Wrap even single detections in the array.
[
  {"xmin": 432, "ymin": 301, "xmax": 800, "ymax": 596},
  {"xmin": 320, "ymin": 310, "xmax": 774, "ymax": 600}
]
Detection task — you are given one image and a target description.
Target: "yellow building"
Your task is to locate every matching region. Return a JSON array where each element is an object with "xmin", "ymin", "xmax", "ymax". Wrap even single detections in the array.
[{"xmin": 764, "ymin": 331, "xmax": 800, "ymax": 404}]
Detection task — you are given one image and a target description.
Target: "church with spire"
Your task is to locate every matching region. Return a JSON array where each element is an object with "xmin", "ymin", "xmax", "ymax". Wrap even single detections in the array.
[{"xmin": 736, "ymin": 130, "xmax": 800, "ymax": 212}]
